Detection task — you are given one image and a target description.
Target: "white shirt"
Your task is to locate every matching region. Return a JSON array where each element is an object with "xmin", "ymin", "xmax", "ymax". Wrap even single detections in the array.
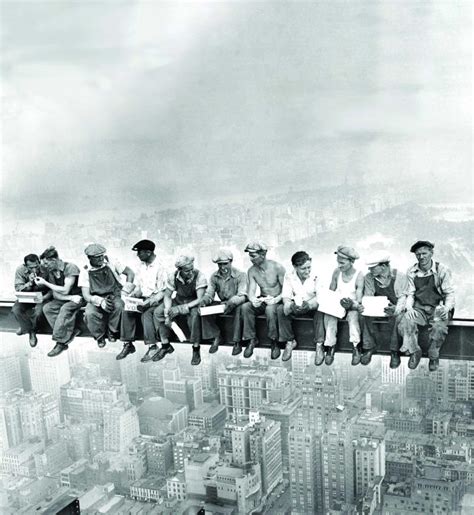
[
  {"xmin": 282, "ymin": 269, "xmax": 318, "ymax": 305},
  {"xmin": 78, "ymin": 259, "xmax": 125, "ymax": 289},
  {"xmin": 135, "ymin": 258, "xmax": 167, "ymax": 298}
]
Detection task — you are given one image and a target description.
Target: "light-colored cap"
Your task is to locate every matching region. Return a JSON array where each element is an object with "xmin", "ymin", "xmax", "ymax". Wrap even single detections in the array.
[
  {"xmin": 366, "ymin": 251, "xmax": 391, "ymax": 268},
  {"xmin": 335, "ymin": 245, "xmax": 359, "ymax": 261},
  {"xmin": 175, "ymin": 254, "xmax": 195, "ymax": 268},
  {"xmin": 244, "ymin": 241, "xmax": 267, "ymax": 253},
  {"xmin": 212, "ymin": 249, "xmax": 233, "ymax": 263},
  {"xmin": 84, "ymin": 243, "xmax": 106, "ymax": 257}
]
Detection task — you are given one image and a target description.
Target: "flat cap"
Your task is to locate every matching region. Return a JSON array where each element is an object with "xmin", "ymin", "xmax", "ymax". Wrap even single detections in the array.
[
  {"xmin": 410, "ymin": 240, "xmax": 434, "ymax": 253},
  {"xmin": 366, "ymin": 251, "xmax": 391, "ymax": 268},
  {"xmin": 213, "ymin": 249, "xmax": 233, "ymax": 263},
  {"xmin": 335, "ymin": 245, "xmax": 359, "ymax": 260},
  {"xmin": 244, "ymin": 241, "xmax": 268, "ymax": 253},
  {"xmin": 84, "ymin": 243, "xmax": 106, "ymax": 257},
  {"xmin": 132, "ymin": 239, "xmax": 155, "ymax": 252},
  {"xmin": 175, "ymin": 254, "xmax": 195, "ymax": 268},
  {"xmin": 40, "ymin": 246, "xmax": 58, "ymax": 260}
]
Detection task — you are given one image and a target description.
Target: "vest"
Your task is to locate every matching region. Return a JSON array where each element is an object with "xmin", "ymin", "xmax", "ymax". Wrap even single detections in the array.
[
  {"xmin": 50, "ymin": 262, "xmax": 81, "ymax": 296},
  {"xmin": 175, "ymin": 270, "xmax": 199, "ymax": 305}
]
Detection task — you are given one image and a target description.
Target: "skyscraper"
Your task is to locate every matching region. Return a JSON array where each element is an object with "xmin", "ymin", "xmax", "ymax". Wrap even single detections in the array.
[
  {"xmin": 353, "ymin": 437, "xmax": 386, "ymax": 499},
  {"xmin": 29, "ymin": 348, "xmax": 71, "ymax": 398},
  {"xmin": 0, "ymin": 356, "xmax": 22, "ymax": 394},
  {"xmin": 103, "ymin": 401, "xmax": 140, "ymax": 453}
]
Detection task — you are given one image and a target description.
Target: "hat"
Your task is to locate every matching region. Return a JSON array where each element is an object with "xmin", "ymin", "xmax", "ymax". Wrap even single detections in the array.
[
  {"xmin": 40, "ymin": 246, "xmax": 58, "ymax": 260},
  {"xmin": 175, "ymin": 254, "xmax": 195, "ymax": 269},
  {"xmin": 366, "ymin": 251, "xmax": 391, "ymax": 268},
  {"xmin": 410, "ymin": 240, "xmax": 434, "ymax": 253},
  {"xmin": 84, "ymin": 243, "xmax": 106, "ymax": 257},
  {"xmin": 132, "ymin": 239, "xmax": 155, "ymax": 252},
  {"xmin": 213, "ymin": 249, "xmax": 233, "ymax": 263},
  {"xmin": 335, "ymin": 245, "xmax": 359, "ymax": 260},
  {"xmin": 244, "ymin": 241, "xmax": 268, "ymax": 253}
]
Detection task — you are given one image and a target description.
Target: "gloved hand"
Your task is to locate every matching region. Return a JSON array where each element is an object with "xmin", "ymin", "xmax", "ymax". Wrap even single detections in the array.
[
  {"xmin": 70, "ymin": 295, "xmax": 83, "ymax": 305},
  {"xmin": 384, "ymin": 304, "xmax": 396, "ymax": 316},
  {"xmin": 122, "ymin": 282, "xmax": 135, "ymax": 295},
  {"xmin": 100, "ymin": 297, "xmax": 115, "ymax": 313},
  {"xmin": 340, "ymin": 297, "xmax": 353, "ymax": 310}
]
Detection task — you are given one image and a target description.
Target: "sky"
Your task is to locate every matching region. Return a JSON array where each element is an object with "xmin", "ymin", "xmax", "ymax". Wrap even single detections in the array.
[{"xmin": 1, "ymin": 1, "xmax": 472, "ymax": 216}]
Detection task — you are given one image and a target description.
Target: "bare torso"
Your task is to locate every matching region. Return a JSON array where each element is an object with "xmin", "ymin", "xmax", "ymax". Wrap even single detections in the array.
[{"xmin": 249, "ymin": 259, "xmax": 284, "ymax": 297}]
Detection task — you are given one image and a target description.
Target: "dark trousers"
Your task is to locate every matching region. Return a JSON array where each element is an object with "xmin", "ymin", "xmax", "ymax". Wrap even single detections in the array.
[
  {"xmin": 154, "ymin": 303, "xmax": 202, "ymax": 345},
  {"xmin": 277, "ymin": 305, "xmax": 325, "ymax": 343},
  {"xmin": 361, "ymin": 315, "xmax": 402, "ymax": 352},
  {"xmin": 241, "ymin": 302, "xmax": 278, "ymax": 341},
  {"xmin": 84, "ymin": 296, "xmax": 124, "ymax": 341},
  {"xmin": 121, "ymin": 304, "xmax": 160, "ymax": 345},
  {"xmin": 43, "ymin": 299, "xmax": 85, "ymax": 344},
  {"xmin": 201, "ymin": 304, "xmax": 243, "ymax": 343},
  {"xmin": 12, "ymin": 301, "xmax": 43, "ymax": 333}
]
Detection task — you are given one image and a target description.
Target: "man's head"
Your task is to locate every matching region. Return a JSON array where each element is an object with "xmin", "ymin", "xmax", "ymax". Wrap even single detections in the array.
[
  {"xmin": 335, "ymin": 245, "xmax": 359, "ymax": 273},
  {"xmin": 291, "ymin": 251, "xmax": 312, "ymax": 280},
  {"xmin": 244, "ymin": 241, "xmax": 267, "ymax": 267},
  {"xmin": 213, "ymin": 249, "xmax": 233, "ymax": 275},
  {"xmin": 366, "ymin": 251, "xmax": 391, "ymax": 278},
  {"xmin": 40, "ymin": 246, "xmax": 60, "ymax": 271},
  {"xmin": 132, "ymin": 239, "xmax": 156, "ymax": 264},
  {"xmin": 84, "ymin": 243, "xmax": 107, "ymax": 268},
  {"xmin": 175, "ymin": 254, "xmax": 195, "ymax": 281},
  {"xmin": 23, "ymin": 254, "xmax": 40, "ymax": 275},
  {"xmin": 410, "ymin": 241, "xmax": 434, "ymax": 270}
]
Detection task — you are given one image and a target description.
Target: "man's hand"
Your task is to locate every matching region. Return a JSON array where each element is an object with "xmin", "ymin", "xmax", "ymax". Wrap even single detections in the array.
[
  {"xmin": 165, "ymin": 316, "xmax": 172, "ymax": 327},
  {"xmin": 70, "ymin": 295, "xmax": 83, "ymax": 304},
  {"xmin": 340, "ymin": 297, "xmax": 353, "ymax": 310},
  {"xmin": 435, "ymin": 305, "xmax": 449, "ymax": 320},
  {"xmin": 264, "ymin": 296, "xmax": 279, "ymax": 306},
  {"xmin": 34, "ymin": 277, "xmax": 47, "ymax": 286},
  {"xmin": 251, "ymin": 298, "xmax": 263, "ymax": 309},
  {"xmin": 100, "ymin": 298, "xmax": 114, "ymax": 313},
  {"xmin": 384, "ymin": 304, "xmax": 396, "ymax": 317},
  {"xmin": 283, "ymin": 302, "xmax": 294, "ymax": 316},
  {"xmin": 405, "ymin": 307, "xmax": 417, "ymax": 321},
  {"xmin": 169, "ymin": 304, "xmax": 189, "ymax": 318},
  {"xmin": 28, "ymin": 272, "xmax": 36, "ymax": 284},
  {"xmin": 122, "ymin": 282, "xmax": 135, "ymax": 295},
  {"xmin": 224, "ymin": 296, "xmax": 240, "ymax": 314}
]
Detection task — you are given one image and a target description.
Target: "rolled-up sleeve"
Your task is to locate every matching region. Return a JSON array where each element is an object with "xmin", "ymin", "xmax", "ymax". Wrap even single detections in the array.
[
  {"xmin": 15, "ymin": 267, "xmax": 30, "ymax": 291},
  {"xmin": 439, "ymin": 267, "xmax": 455, "ymax": 311},
  {"xmin": 404, "ymin": 268, "xmax": 417, "ymax": 309},
  {"xmin": 236, "ymin": 272, "xmax": 248, "ymax": 297},
  {"xmin": 281, "ymin": 274, "xmax": 293, "ymax": 301},
  {"xmin": 195, "ymin": 272, "xmax": 208, "ymax": 290}
]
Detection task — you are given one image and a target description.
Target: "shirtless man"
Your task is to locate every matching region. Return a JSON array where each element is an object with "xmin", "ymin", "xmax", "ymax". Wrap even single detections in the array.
[{"xmin": 241, "ymin": 242, "xmax": 286, "ymax": 359}]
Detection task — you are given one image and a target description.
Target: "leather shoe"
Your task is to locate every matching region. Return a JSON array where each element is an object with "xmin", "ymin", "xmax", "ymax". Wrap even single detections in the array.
[
  {"xmin": 97, "ymin": 337, "xmax": 107, "ymax": 349},
  {"xmin": 270, "ymin": 341, "xmax": 281, "ymax": 360},
  {"xmin": 389, "ymin": 352, "xmax": 401, "ymax": 369},
  {"xmin": 47, "ymin": 343, "xmax": 68, "ymax": 357},
  {"xmin": 141, "ymin": 344, "xmax": 159, "ymax": 363},
  {"xmin": 408, "ymin": 350, "xmax": 422, "ymax": 370},
  {"xmin": 152, "ymin": 345, "xmax": 175, "ymax": 362},
  {"xmin": 428, "ymin": 358, "xmax": 439, "ymax": 372},
  {"xmin": 29, "ymin": 332, "xmax": 38, "ymax": 348},
  {"xmin": 244, "ymin": 339, "xmax": 257, "ymax": 358},
  {"xmin": 209, "ymin": 335, "xmax": 222, "ymax": 354},
  {"xmin": 108, "ymin": 332, "xmax": 119, "ymax": 343},
  {"xmin": 351, "ymin": 346, "xmax": 361, "ymax": 366},
  {"xmin": 325, "ymin": 346, "xmax": 336, "ymax": 366},
  {"xmin": 360, "ymin": 349, "xmax": 376, "ymax": 366},
  {"xmin": 314, "ymin": 343, "xmax": 324, "ymax": 366},
  {"xmin": 116, "ymin": 342, "xmax": 136, "ymax": 360},
  {"xmin": 282, "ymin": 340, "xmax": 297, "ymax": 362},
  {"xmin": 232, "ymin": 342, "xmax": 243, "ymax": 356},
  {"xmin": 16, "ymin": 328, "xmax": 27, "ymax": 336},
  {"xmin": 191, "ymin": 347, "xmax": 201, "ymax": 366}
]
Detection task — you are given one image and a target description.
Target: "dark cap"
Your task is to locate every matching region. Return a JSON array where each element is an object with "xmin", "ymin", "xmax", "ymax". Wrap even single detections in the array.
[
  {"xmin": 132, "ymin": 239, "xmax": 155, "ymax": 252},
  {"xmin": 410, "ymin": 240, "xmax": 434, "ymax": 253}
]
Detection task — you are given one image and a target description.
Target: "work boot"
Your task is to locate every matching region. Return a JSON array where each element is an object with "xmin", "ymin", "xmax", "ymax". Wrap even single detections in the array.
[
  {"xmin": 389, "ymin": 351, "xmax": 401, "ymax": 369},
  {"xmin": 270, "ymin": 340, "xmax": 281, "ymax": 360},
  {"xmin": 47, "ymin": 343, "xmax": 68, "ymax": 357},
  {"xmin": 29, "ymin": 331, "xmax": 38, "ymax": 348},
  {"xmin": 282, "ymin": 340, "xmax": 297, "ymax": 362},
  {"xmin": 209, "ymin": 334, "xmax": 222, "ymax": 354},
  {"xmin": 428, "ymin": 358, "xmax": 439, "ymax": 372},
  {"xmin": 16, "ymin": 328, "xmax": 26, "ymax": 336},
  {"xmin": 232, "ymin": 342, "xmax": 243, "ymax": 356},
  {"xmin": 108, "ymin": 332, "xmax": 119, "ymax": 343},
  {"xmin": 351, "ymin": 345, "xmax": 361, "ymax": 366},
  {"xmin": 325, "ymin": 346, "xmax": 336, "ymax": 366},
  {"xmin": 314, "ymin": 342, "xmax": 325, "ymax": 366},
  {"xmin": 97, "ymin": 337, "xmax": 107, "ymax": 349},
  {"xmin": 408, "ymin": 350, "xmax": 422, "ymax": 370},
  {"xmin": 191, "ymin": 346, "xmax": 201, "ymax": 366},
  {"xmin": 360, "ymin": 348, "xmax": 376, "ymax": 366},
  {"xmin": 141, "ymin": 344, "xmax": 158, "ymax": 363},
  {"xmin": 244, "ymin": 339, "xmax": 257, "ymax": 359},
  {"xmin": 116, "ymin": 342, "xmax": 136, "ymax": 360},
  {"xmin": 152, "ymin": 344, "xmax": 175, "ymax": 362}
]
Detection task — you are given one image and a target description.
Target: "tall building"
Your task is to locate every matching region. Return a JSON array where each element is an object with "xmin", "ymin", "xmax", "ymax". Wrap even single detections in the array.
[
  {"xmin": 218, "ymin": 364, "xmax": 289, "ymax": 420},
  {"xmin": 0, "ymin": 356, "xmax": 22, "ymax": 394},
  {"xmin": 188, "ymin": 402, "xmax": 227, "ymax": 433},
  {"xmin": 231, "ymin": 421, "xmax": 252, "ymax": 466},
  {"xmin": 193, "ymin": 355, "xmax": 218, "ymax": 393},
  {"xmin": 185, "ymin": 452, "xmax": 220, "ymax": 498},
  {"xmin": 353, "ymin": 438, "xmax": 386, "ymax": 499},
  {"xmin": 137, "ymin": 396, "xmax": 188, "ymax": 436},
  {"xmin": 29, "ymin": 349, "xmax": 71, "ymax": 398},
  {"xmin": 382, "ymin": 357, "xmax": 409, "ymax": 385},
  {"xmin": 103, "ymin": 401, "xmax": 140, "ymax": 453},
  {"xmin": 291, "ymin": 350, "xmax": 312, "ymax": 386},
  {"xmin": 163, "ymin": 368, "xmax": 203, "ymax": 412},
  {"xmin": 249, "ymin": 415, "xmax": 283, "ymax": 495}
]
